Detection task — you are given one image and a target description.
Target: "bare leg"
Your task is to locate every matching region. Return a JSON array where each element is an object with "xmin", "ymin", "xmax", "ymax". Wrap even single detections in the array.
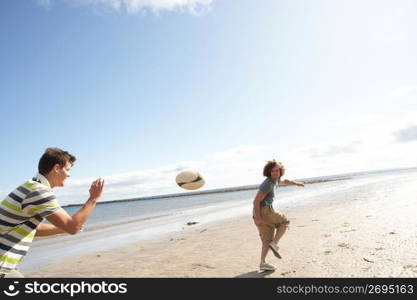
[
  {"xmin": 260, "ymin": 225, "xmax": 287, "ymax": 262},
  {"xmin": 272, "ymin": 224, "xmax": 287, "ymax": 245},
  {"xmin": 260, "ymin": 242, "xmax": 270, "ymax": 263}
]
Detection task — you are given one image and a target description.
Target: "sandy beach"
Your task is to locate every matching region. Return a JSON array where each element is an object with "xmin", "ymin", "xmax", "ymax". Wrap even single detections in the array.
[{"xmin": 25, "ymin": 173, "xmax": 417, "ymax": 278}]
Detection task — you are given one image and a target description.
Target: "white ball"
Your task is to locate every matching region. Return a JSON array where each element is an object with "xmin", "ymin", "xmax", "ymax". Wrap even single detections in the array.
[{"xmin": 175, "ymin": 170, "xmax": 205, "ymax": 190}]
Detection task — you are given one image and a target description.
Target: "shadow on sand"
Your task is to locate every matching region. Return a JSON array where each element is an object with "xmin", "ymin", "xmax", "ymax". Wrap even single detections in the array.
[{"xmin": 234, "ymin": 270, "xmax": 275, "ymax": 278}]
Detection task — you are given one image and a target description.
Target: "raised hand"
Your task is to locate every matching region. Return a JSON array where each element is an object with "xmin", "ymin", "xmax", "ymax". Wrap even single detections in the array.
[{"xmin": 89, "ymin": 178, "xmax": 105, "ymax": 200}]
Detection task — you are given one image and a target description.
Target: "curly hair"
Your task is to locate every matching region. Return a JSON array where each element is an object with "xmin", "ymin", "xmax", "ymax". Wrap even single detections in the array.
[{"xmin": 263, "ymin": 159, "xmax": 285, "ymax": 178}]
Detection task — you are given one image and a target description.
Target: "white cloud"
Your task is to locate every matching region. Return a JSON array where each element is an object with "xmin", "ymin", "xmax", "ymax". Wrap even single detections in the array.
[
  {"xmin": 385, "ymin": 84, "xmax": 417, "ymax": 97},
  {"xmin": 36, "ymin": 142, "xmax": 264, "ymax": 204},
  {"xmin": 55, "ymin": 159, "xmax": 208, "ymax": 205},
  {"xmin": 55, "ymin": 112, "xmax": 417, "ymax": 205},
  {"xmin": 36, "ymin": 0, "xmax": 53, "ymax": 9},
  {"xmin": 38, "ymin": 108, "xmax": 417, "ymax": 206},
  {"xmin": 307, "ymin": 141, "xmax": 362, "ymax": 158},
  {"xmin": 34, "ymin": 0, "xmax": 213, "ymax": 14},
  {"xmin": 335, "ymin": 111, "xmax": 417, "ymax": 143},
  {"xmin": 285, "ymin": 111, "xmax": 417, "ymax": 179},
  {"xmin": 54, "ymin": 144, "xmax": 268, "ymax": 205},
  {"xmin": 125, "ymin": 0, "xmax": 212, "ymax": 14},
  {"xmin": 393, "ymin": 125, "xmax": 417, "ymax": 143}
]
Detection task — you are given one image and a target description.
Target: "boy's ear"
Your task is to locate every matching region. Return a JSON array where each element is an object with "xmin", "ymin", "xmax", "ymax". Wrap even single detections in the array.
[{"xmin": 53, "ymin": 164, "xmax": 61, "ymax": 173}]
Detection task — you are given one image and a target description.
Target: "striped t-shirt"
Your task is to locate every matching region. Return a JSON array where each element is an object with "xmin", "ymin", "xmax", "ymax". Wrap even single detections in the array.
[{"xmin": 0, "ymin": 173, "xmax": 61, "ymax": 275}]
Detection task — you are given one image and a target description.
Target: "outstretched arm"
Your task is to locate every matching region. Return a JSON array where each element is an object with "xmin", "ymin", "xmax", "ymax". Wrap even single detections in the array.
[
  {"xmin": 281, "ymin": 179, "xmax": 304, "ymax": 187},
  {"xmin": 40, "ymin": 178, "xmax": 104, "ymax": 236},
  {"xmin": 35, "ymin": 223, "xmax": 66, "ymax": 237}
]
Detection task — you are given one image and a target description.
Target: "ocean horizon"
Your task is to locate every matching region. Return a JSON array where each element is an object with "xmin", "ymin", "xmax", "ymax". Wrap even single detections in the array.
[{"xmin": 62, "ymin": 166, "xmax": 417, "ymax": 208}]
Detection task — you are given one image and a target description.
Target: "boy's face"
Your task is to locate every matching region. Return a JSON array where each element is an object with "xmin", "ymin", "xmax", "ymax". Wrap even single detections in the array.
[
  {"xmin": 51, "ymin": 161, "xmax": 72, "ymax": 187},
  {"xmin": 270, "ymin": 166, "xmax": 281, "ymax": 182}
]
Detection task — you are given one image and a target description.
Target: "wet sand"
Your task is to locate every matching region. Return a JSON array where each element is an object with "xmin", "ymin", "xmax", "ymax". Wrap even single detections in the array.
[{"xmin": 26, "ymin": 175, "xmax": 417, "ymax": 278}]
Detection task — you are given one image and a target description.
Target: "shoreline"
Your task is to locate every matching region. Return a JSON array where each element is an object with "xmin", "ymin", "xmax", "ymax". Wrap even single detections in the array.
[
  {"xmin": 65, "ymin": 166, "xmax": 414, "ymax": 208},
  {"xmin": 25, "ymin": 175, "xmax": 417, "ymax": 277},
  {"xmin": 60, "ymin": 165, "xmax": 417, "ymax": 208}
]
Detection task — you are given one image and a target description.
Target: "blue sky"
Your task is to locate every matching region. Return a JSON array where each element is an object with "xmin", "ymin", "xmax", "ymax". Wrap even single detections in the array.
[{"xmin": 1, "ymin": 0, "xmax": 417, "ymax": 205}]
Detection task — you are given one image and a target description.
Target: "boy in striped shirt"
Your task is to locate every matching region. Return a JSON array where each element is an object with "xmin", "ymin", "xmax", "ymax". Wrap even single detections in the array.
[{"xmin": 0, "ymin": 148, "xmax": 104, "ymax": 278}]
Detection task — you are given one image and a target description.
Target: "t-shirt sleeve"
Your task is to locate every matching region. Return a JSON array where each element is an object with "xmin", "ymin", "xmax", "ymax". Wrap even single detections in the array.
[
  {"xmin": 22, "ymin": 189, "xmax": 61, "ymax": 218},
  {"xmin": 259, "ymin": 179, "xmax": 273, "ymax": 194}
]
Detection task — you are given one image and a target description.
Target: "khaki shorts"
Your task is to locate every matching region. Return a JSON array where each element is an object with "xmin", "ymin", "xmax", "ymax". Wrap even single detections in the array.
[{"xmin": 253, "ymin": 205, "xmax": 290, "ymax": 243}]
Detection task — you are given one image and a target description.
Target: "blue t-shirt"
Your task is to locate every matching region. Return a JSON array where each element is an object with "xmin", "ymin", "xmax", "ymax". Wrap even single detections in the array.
[{"xmin": 259, "ymin": 177, "xmax": 278, "ymax": 207}]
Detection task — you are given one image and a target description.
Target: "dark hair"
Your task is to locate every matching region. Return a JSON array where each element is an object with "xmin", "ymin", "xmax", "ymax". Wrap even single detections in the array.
[
  {"xmin": 38, "ymin": 148, "xmax": 76, "ymax": 176},
  {"xmin": 263, "ymin": 159, "xmax": 285, "ymax": 178}
]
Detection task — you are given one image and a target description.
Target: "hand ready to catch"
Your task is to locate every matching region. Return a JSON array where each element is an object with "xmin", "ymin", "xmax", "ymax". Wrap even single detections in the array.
[{"xmin": 89, "ymin": 178, "xmax": 105, "ymax": 200}]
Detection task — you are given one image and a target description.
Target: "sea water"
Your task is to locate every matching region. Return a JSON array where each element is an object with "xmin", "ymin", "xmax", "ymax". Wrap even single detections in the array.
[{"xmin": 18, "ymin": 167, "xmax": 417, "ymax": 272}]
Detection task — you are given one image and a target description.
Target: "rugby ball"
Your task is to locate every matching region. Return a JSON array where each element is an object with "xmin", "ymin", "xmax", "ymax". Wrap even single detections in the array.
[{"xmin": 176, "ymin": 170, "xmax": 205, "ymax": 190}]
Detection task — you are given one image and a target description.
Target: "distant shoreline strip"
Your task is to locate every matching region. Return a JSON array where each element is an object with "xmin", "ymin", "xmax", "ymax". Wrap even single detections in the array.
[{"xmin": 63, "ymin": 177, "xmax": 351, "ymax": 208}]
